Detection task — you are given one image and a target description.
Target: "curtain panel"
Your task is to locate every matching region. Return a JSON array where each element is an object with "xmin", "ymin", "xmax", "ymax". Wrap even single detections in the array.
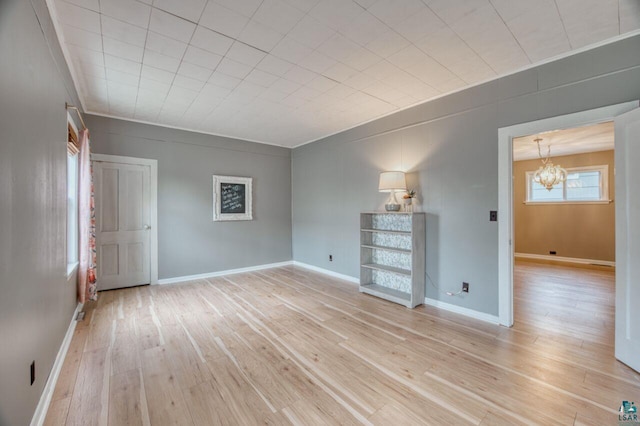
[{"xmin": 77, "ymin": 129, "xmax": 97, "ymax": 303}]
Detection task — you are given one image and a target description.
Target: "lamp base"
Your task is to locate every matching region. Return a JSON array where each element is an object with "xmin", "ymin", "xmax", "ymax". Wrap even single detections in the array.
[{"xmin": 385, "ymin": 204, "xmax": 401, "ymax": 212}]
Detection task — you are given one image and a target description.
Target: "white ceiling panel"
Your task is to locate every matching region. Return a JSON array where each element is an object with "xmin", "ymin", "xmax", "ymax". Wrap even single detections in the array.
[
  {"xmin": 55, "ymin": 1, "xmax": 101, "ymax": 33},
  {"xmin": 368, "ymin": 0, "xmax": 426, "ymax": 28},
  {"xmin": 236, "ymin": 20, "xmax": 284, "ymax": 52},
  {"xmin": 149, "ymin": 8, "xmax": 197, "ymax": 43},
  {"xmin": 214, "ymin": 0, "xmax": 263, "ymax": 17},
  {"xmin": 63, "ymin": 25, "xmax": 103, "ymax": 51},
  {"xmin": 199, "ymin": 2, "xmax": 249, "ymax": 38},
  {"xmin": 99, "ymin": 0, "xmax": 151, "ymax": 28},
  {"xmin": 555, "ymin": 0, "xmax": 620, "ymax": 48},
  {"xmin": 256, "ymin": 55, "xmax": 294, "ymax": 76},
  {"xmin": 145, "ymin": 32, "xmax": 188, "ymax": 59},
  {"xmin": 253, "ymin": 0, "xmax": 305, "ymax": 33},
  {"xmin": 153, "ymin": 0, "xmax": 207, "ymax": 23},
  {"xmin": 288, "ymin": 16, "xmax": 335, "ymax": 50},
  {"xmin": 190, "ymin": 26, "xmax": 234, "ymax": 56},
  {"xmin": 101, "ymin": 16, "xmax": 147, "ymax": 47},
  {"xmin": 225, "ymin": 42, "xmax": 267, "ymax": 67},
  {"xmin": 103, "ymin": 38, "xmax": 144, "ymax": 62},
  {"xmin": 177, "ymin": 62, "xmax": 213, "ymax": 82},
  {"xmin": 142, "ymin": 50, "xmax": 180, "ymax": 73},
  {"xmin": 52, "ymin": 0, "xmax": 639, "ymax": 147}
]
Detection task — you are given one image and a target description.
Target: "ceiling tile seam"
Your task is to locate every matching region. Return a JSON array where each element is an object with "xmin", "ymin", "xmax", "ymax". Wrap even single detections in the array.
[
  {"xmin": 132, "ymin": 0, "xmax": 154, "ymax": 121},
  {"xmin": 552, "ymin": 0, "xmax": 573, "ymax": 50},
  {"xmin": 487, "ymin": 0, "xmax": 533, "ymax": 64},
  {"xmin": 97, "ymin": 2, "xmax": 112, "ymax": 115},
  {"xmin": 417, "ymin": 0, "xmax": 499, "ymax": 78},
  {"xmin": 618, "ymin": 0, "xmax": 621, "ymax": 34}
]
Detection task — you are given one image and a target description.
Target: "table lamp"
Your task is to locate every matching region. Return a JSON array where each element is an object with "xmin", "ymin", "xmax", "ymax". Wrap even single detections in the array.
[{"xmin": 379, "ymin": 171, "xmax": 406, "ymax": 212}]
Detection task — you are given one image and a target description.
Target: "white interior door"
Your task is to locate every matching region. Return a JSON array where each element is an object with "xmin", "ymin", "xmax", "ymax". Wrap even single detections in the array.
[
  {"xmin": 615, "ymin": 107, "xmax": 640, "ymax": 373},
  {"xmin": 94, "ymin": 160, "xmax": 151, "ymax": 291}
]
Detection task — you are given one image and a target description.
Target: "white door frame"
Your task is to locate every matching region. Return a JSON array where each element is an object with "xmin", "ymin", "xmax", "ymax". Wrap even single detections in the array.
[
  {"xmin": 497, "ymin": 101, "xmax": 639, "ymax": 327},
  {"xmin": 91, "ymin": 154, "xmax": 159, "ymax": 285}
]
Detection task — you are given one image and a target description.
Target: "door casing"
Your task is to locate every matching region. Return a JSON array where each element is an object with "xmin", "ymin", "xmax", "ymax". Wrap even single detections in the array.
[{"xmin": 497, "ymin": 100, "xmax": 639, "ymax": 327}]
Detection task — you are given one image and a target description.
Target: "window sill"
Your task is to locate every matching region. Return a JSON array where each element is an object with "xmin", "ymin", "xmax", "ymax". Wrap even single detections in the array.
[
  {"xmin": 524, "ymin": 200, "xmax": 613, "ymax": 205},
  {"xmin": 66, "ymin": 262, "xmax": 79, "ymax": 279}
]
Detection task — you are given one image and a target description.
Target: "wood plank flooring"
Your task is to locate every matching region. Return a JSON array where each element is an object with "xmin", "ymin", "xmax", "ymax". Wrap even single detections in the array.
[{"xmin": 45, "ymin": 262, "xmax": 640, "ymax": 425}]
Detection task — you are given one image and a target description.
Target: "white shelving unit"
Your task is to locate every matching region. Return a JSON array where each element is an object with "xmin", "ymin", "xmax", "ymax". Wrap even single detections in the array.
[{"xmin": 360, "ymin": 212, "xmax": 425, "ymax": 308}]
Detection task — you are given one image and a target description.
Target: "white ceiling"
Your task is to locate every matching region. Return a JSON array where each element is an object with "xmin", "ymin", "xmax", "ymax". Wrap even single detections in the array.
[
  {"xmin": 50, "ymin": 0, "xmax": 640, "ymax": 148},
  {"xmin": 513, "ymin": 121, "xmax": 614, "ymax": 161}
]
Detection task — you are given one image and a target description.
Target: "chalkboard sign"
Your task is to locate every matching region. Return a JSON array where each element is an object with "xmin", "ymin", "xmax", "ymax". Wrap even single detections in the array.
[
  {"xmin": 220, "ymin": 183, "xmax": 246, "ymax": 214},
  {"xmin": 213, "ymin": 175, "xmax": 253, "ymax": 221}
]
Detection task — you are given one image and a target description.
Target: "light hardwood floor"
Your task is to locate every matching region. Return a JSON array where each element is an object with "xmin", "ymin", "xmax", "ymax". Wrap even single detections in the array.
[{"xmin": 45, "ymin": 263, "xmax": 639, "ymax": 425}]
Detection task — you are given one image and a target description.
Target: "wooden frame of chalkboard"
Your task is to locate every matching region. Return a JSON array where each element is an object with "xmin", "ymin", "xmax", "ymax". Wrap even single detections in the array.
[{"xmin": 212, "ymin": 175, "xmax": 253, "ymax": 221}]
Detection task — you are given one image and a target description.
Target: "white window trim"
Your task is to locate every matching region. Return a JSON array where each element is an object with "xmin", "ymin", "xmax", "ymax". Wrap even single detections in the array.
[
  {"xmin": 525, "ymin": 164, "xmax": 611, "ymax": 205},
  {"xmin": 66, "ymin": 262, "xmax": 79, "ymax": 279},
  {"xmin": 66, "ymin": 112, "xmax": 80, "ymax": 278}
]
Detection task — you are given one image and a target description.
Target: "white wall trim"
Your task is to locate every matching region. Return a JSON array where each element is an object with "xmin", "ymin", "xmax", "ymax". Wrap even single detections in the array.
[
  {"xmin": 515, "ymin": 253, "xmax": 615, "ymax": 267},
  {"xmin": 498, "ymin": 101, "xmax": 639, "ymax": 327},
  {"xmin": 91, "ymin": 154, "xmax": 159, "ymax": 285},
  {"xmin": 31, "ymin": 303, "xmax": 83, "ymax": 426},
  {"xmin": 292, "ymin": 261, "xmax": 360, "ymax": 284},
  {"xmin": 423, "ymin": 298, "xmax": 501, "ymax": 325},
  {"xmin": 157, "ymin": 261, "xmax": 294, "ymax": 285}
]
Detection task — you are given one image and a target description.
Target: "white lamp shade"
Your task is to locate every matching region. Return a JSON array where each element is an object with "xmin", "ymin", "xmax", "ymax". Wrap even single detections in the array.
[{"xmin": 378, "ymin": 171, "xmax": 406, "ymax": 192}]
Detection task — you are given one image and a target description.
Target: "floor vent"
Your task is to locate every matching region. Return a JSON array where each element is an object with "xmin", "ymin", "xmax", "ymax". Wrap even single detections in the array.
[{"xmin": 76, "ymin": 311, "xmax": 85, "ymax": 321}]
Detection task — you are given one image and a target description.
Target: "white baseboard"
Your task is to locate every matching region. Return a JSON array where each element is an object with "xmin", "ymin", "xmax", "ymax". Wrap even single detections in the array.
[
  {"xmin": 515, "ymin": 252, "xmax": 615, "ymax": 267},
  {"xmin": 423, "ymin": 298, "xmax": 501, "ymax": 325},
  {"xmin": 157, "ymin": 261, "xmax": 294, "ymax": 285},
  {"xmin": 292, "ymin": 261, "xmax": 359, "ymax": 285},
  {"xmin": 31, "ymin": 302, "xmax": 83, "ymax": 426}
]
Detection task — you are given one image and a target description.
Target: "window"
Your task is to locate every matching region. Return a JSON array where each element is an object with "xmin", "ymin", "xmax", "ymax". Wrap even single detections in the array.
[
  {"xmin": 67, "ymin": 115, "xmax": 80, "ymax": 276},
  {"xmin": 525, "ymin": 165, "xmax": 609, "ymax": 204}
]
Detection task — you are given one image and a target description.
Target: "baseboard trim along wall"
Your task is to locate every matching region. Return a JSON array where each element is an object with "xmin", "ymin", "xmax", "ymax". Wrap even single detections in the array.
[
  {"xmin": 157, "ymin": 261, "xmax": 294, "ymax": 285},
  {"xmin": 31, "ymin": 303, "xmax": 83, "ymax": 426},
  {"xmin": 515, "ymin": 253, "xmax": 615, "ymax": 268},
  {"xmin": 160, "ymin": 260, "xmax": 500, "ymax": 325},
  {"xmin": 292, "ymin": 261, "xmax": 359, "ymax": 284},
  {"xmin": 423, "ymin": 298, "xmax": 501, "ymax": 325}
]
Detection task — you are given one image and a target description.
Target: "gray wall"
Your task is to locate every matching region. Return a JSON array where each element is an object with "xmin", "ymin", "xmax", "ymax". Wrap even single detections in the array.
[
  {"xmin": 292, "ymin": 35, "xmax": 640, "ymax": 317},
  {"xmin": 0, "ymin": 0, "xmax": 82, "ymax": 424},
  {"xmin": 87, "ymin": 115, "xmax": 292, "ymax": 280}
]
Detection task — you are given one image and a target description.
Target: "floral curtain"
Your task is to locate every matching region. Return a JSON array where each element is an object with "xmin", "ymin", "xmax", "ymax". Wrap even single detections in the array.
[{"xmin": 77, "ymin": 129, "xmax": 97, "ymax": 303}]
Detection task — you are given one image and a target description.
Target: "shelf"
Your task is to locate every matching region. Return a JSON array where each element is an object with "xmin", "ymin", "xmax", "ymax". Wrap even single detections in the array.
[
  {"xmin": 359, "ymin": 283, "xmax": 411, "ymax": 305},
  {"xmin": 360, "ymin": 212, "xmax": 425, "ymax": 309},
  {"xmin": 361, "ymin": 211, "xmax": 414, "ymax": 215},
  {"xmin": 361, "ymin": 228, "xmax": 411, "ymax": 235},
  {"xmin": 361, "ymin": 263, "xmax": 411, "ymax": 276},
  {"xmin": 360, "ymin": 244, "xmax": 411, "ymax": 254}
]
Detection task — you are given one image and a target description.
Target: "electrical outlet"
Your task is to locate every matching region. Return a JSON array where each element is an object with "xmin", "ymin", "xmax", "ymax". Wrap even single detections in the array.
[
  {"xmin": 30, "ymin": 361, "xmax": 35, "ymax": 386},
  {"xmin": 462, "ymin": 282, "xmax": 469, "ymax": 293},
  {"xmin": 329, "ymin": 254, "xmax": 333, "ymax": 261},
  {"xmin": 489, "ymin": 210, "xmax": 497, "ymax": 222}
]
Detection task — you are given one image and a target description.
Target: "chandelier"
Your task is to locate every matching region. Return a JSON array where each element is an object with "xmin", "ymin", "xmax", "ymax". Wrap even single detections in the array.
[{"xmin": 533, "ymin": 137, "xmax": 567, "ymax": 191}]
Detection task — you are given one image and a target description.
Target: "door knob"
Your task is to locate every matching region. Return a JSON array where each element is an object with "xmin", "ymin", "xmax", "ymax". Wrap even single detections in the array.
[{"xmin": 144, "ymin": 225, "xmax": 151, "ymax": 230}]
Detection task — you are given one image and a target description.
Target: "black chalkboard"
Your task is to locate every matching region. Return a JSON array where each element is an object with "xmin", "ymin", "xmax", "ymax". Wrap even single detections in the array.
[{"xmin": 220, "ymin": 183, "xmax": 246, "ymax": 214}]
